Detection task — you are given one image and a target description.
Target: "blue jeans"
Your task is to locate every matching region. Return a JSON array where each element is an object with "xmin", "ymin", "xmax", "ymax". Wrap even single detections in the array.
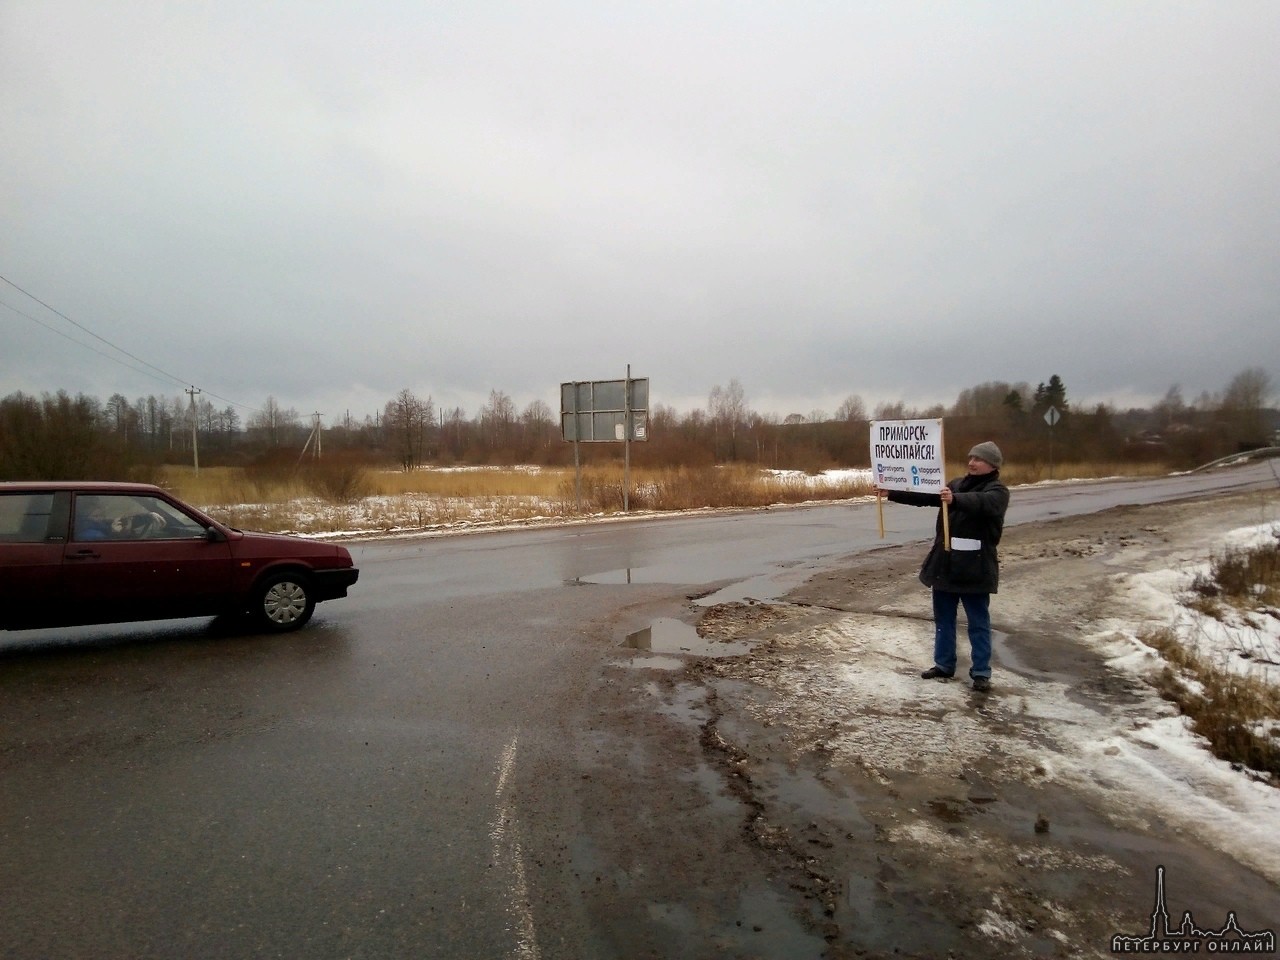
[{"xmin": 932, "ymin": 589, "xmax": 992, "ymax": 679}]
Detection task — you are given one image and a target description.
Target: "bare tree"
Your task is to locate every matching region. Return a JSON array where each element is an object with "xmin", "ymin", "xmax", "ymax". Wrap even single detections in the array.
[
  {"xmin": 1221, "ymin": 367, "xmax": 1272, "ymax": 411},
  {"xmin": 0, "ymin": 391, "xmax": 102, "ymax": 479},
  {"xmin": 199, "ymin": 398, "xmax": 219, "ymax": 435},
  {"xmin": 105, "ymin": 393, "xmax": 133, "ymax": 438},
  {"xmin": 709, "ymin": 378, "xmax": 748, "ymax": 460},
  {"xmin": 835, "ymin": 395, "xmax": 867, "ymax": 422},
  {"xmin": 247, "ymin": 396, "xmax": 302, "ymax": 447},
  {"xmin": 873, "ymin": 400, "xmax": 909, "ymax": 420},
  {"xmin": 384, "ymin": 388, "xmax": 434, "ymax": 470},
  {"xmin": 441, "ymin": 406, "xmax": 467, "ymax": 460},
  {"xmin": 480, "ymin": 389, "xmax": 517, "ymax": 454},
  {"xmin": 1153, "ymin": 384, "xmax": 1186, "ymax": 428},
  {"xmin": 1220, "ymin": 367, "xmax": 1273, "ymax": 444},
  {"xmin": 219, "ymin": 406, "xmax": 241, "ymax": 439},
  {"xmin": 520, "ymin": 399, "xmax": 555, "ymax": 457},
  {"xmin": 132, "ymin": 395, "xmax": 170, "ymax": 449}
]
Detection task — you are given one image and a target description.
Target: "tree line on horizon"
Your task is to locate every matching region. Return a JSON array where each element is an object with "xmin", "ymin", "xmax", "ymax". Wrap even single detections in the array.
[{"xmin": 0, "ymin": 368, "xmax": 1274, "ymax": 482}]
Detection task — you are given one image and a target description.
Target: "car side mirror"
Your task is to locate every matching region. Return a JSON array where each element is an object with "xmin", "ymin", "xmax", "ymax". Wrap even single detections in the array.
[{"xmin": 205, "ymin": 527, "xmax": 226, "ymax": 543}]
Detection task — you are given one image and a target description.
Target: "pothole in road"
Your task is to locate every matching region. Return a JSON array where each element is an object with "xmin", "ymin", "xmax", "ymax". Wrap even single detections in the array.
[{"xmin": 623, "ymin": 618, "xmax": 757, "ymax": 658}]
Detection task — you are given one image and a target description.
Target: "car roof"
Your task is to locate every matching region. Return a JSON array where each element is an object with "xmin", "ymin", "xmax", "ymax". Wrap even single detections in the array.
[{"xmin": 0, "ymin": 481, "xmax": 168, "ymax": 494}]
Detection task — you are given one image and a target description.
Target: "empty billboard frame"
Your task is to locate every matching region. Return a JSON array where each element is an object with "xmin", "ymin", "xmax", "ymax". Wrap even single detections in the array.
[{"xmin": 560, "ymin": 378, "xmax": 649, "ymax": 442}]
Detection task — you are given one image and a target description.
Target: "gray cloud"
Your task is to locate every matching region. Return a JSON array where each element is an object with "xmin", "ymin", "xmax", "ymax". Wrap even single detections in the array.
[{"xmin": 2, "ymin": 1, "xmax": 1276, "ymax": 425}]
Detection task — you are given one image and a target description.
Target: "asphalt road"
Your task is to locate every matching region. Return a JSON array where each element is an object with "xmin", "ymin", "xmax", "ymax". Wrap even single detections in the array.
[{"xmin": 1, "ymin": 461, "xmax": 1275, "ymax": 959}]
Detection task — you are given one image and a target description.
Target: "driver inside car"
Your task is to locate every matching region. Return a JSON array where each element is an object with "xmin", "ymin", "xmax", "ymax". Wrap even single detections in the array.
[
  {"xmin": 74, "ymin": 500, "xmax": 113, "ymax": 540},
  {"xmin": 75, "ymin": 497, "xmax": 169, "ymax": 540},
  {"xmin": 110, "ymin": 510, "xmax": 168, "ymax": 538}
]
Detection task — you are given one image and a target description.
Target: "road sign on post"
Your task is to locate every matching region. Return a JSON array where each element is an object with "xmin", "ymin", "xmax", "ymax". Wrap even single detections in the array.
[
  {"xmin": 1044, "ymin": 405, "xmax": 1061, "ymax": 479},
  {"xmin": 560, "ymin": 371, "xmax": 649, "ymax": 512}
]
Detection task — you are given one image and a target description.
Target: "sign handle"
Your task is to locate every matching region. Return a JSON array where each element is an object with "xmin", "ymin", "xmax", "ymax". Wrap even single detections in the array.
[
  {"xmin": 876, "ymin": 488, "xmax": 884, "ymax": 539},
  {"xmin": 938, "ymin": 418, "xmax": 950, "ymax": 550}
]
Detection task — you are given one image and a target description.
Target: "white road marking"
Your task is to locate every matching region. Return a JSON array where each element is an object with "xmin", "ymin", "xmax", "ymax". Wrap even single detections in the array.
[{"xmin": 491, "ymin": 734, "xmax": 540, "ymax": 960}]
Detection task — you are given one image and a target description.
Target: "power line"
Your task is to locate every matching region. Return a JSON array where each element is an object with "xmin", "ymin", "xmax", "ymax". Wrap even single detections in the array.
[
  {"xmin": 1, "ymin": 273, "xmax": 191, "ymax": 388},
  {"xmin": 0, "ymin": 273, "xmax": 259, "ymax": 414},
  {"xmin": 1, "ymin": 297, "xmax": 187, "ymax": 391}
]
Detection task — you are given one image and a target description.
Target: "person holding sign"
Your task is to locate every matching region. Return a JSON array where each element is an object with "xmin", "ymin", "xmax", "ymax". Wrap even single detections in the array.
[{"xmin": 879, "ymin": 441, "xmax": 1009, "ymax": 692}]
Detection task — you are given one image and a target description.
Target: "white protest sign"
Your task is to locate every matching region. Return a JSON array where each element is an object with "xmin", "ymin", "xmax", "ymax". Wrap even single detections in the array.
[{"xmin": 869, "ymin": 418, "xmax": 946, "ymax": 494}]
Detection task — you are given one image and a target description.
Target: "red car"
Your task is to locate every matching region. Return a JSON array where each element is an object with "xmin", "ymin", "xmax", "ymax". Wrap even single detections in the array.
[{"xmin": 0, "ymin": 481, "xmax": 359, "ymax": 633}]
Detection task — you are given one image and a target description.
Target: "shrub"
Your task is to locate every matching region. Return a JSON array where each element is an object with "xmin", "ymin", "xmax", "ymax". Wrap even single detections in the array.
[
  {"xmin": 243, "ymin": 451, "xmax": 299, "ymax": 500},
  {"xmin": 1138, "ymin": 529, "xmax": 1280, "ymax": 781},
  {"xmin": 1141, "ymin": 625, "xmax": 1279, "ymax": 780},
  {"xmin": 1190, "ymin": 532, "xmax": 1280, "ymax": 606},
  {"xmin": 303, "ymin": 456, "xmax": 371, "ymax": 504}
]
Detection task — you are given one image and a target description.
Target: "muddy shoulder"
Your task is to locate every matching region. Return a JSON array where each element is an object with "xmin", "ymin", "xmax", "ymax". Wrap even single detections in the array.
[{"xmin": 592, "ymin": 492, "xmax": 1277, "ymax": 959}]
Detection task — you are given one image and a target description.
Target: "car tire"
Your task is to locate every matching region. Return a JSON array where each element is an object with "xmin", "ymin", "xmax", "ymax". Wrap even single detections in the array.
[{"xmin": 254, "ymin": 571, "xmax": 316, "ymax": 632}]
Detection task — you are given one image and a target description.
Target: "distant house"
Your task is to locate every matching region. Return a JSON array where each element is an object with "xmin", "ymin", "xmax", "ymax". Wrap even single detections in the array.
[{"xmin": 1127, "ymin": 430, "xmax": 1166, "ymax": 450}]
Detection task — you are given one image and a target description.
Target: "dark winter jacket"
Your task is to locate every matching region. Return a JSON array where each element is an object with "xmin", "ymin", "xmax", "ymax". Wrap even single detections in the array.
[{"xmin": 887, "ymin": 471, "xmax": 1010, "ymax": 594}]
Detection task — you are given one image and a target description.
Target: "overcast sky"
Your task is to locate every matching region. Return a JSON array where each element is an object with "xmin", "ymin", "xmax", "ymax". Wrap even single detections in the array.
[{"xmin": 2, "ymin": 1, "xmax": 1277, "ymax": 426}]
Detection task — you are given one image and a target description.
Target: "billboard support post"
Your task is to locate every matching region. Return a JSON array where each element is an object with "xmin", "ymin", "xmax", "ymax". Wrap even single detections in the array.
[
  {"xmin": 624, "ymin": 364, "xmax": 631, "ymax": 512},
  {"xmin": 572, "ymin": 384, "xmax": 582, "ymax": 512}
]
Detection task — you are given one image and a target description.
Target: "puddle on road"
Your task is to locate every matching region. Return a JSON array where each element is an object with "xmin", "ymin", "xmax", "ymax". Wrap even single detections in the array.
[
  {"xmin": 580, "ymin": 557, "xmax": 831, "ymax": 608},
  {"xmin": 692, "ymin": 570, "xmax": 808, "ymax": 607},
  {"xmin": 617, "ymin": 654, "xmax": 686, "ymax": 671},
  {"xmin": 988, "ymin": 629, "xmax": 1037, "ymax": 676},
  {"xmin": 623, "ymin": 618, "xmax": 756, "ymax": 659},
  {"xmin": 644, "ymin": 884, "xmax": 824, "ymax": 956}
]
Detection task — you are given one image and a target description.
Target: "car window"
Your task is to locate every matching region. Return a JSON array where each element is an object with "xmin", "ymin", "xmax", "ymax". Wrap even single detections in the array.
[
  {"xmin": 72, "ymin": 494, "xmax": 208, "ymax": 541},
  {"xmin": 0, "ymin": 493, "xmax": 56, "ymax": 542},
  {"xmin": 136, "ymin": 496, "xmax": 209, "ymax": 539}
]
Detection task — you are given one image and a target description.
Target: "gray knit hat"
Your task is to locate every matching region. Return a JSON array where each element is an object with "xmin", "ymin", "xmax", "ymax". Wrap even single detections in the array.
[{"xmin": 968, "ymin": 441, "xmax": 1003, "ymax": 468}]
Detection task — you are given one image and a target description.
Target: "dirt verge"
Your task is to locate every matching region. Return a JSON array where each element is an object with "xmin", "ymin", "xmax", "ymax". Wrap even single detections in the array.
[{"xmin": 582, "ymin": 491, "xmax": 1279, "ymax": 959}]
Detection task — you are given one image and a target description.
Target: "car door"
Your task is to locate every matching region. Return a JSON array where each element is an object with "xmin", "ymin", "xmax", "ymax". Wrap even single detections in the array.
[
  {"xmin": 0, "ymin": 490, "xmax": 69, "ymax": 628},
  {"xmin": 62, "ymin": 492, "xmax": 235, "ymax": 625}
]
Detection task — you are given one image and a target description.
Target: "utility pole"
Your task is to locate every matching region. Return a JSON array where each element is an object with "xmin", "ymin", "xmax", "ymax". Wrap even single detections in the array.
[
  {"xmin": 297, "ymin": 413, "xmax": 324, "ymax": 467},
  {"xmin": 186, "ymin": 386, "xmax": 201, "ymax": 474}
]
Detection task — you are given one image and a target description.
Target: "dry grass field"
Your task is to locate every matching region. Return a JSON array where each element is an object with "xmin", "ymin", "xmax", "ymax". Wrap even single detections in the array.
[{"xmin": 157, "ymin": 459, "xmax": 1176, "ymax": 536}]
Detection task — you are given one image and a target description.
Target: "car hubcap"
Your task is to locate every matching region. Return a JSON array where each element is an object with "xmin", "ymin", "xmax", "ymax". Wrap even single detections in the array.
[{"xmin": 264, "ymin": 582, "xmax": 307, "ymax": 623}]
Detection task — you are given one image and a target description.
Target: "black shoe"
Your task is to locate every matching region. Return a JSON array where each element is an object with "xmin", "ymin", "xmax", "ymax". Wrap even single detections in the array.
[
  {"xmin": 920, "ymin": 667, "xmax": 954, "ymax": 680},
  {"xmin": 972, "ymin": 676, "xmax": 991, "ymax": 692}
]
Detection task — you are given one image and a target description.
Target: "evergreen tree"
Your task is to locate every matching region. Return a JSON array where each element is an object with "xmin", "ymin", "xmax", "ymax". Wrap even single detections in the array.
[{"xmin": 1033, "ymin": 375, "xmax": 1069, "ymax": 415}]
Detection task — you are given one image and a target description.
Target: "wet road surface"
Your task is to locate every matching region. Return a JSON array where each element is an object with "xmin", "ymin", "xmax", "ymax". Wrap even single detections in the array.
[{"xmin": 1, "ymin": 462, "xmax": 1274, "ymax": 958}]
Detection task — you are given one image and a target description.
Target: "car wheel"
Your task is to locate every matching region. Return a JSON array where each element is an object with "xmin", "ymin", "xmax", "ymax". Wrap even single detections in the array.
[{"xmin": 254, "ymin": 572, "xmax": 315, "ymax": 632}]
